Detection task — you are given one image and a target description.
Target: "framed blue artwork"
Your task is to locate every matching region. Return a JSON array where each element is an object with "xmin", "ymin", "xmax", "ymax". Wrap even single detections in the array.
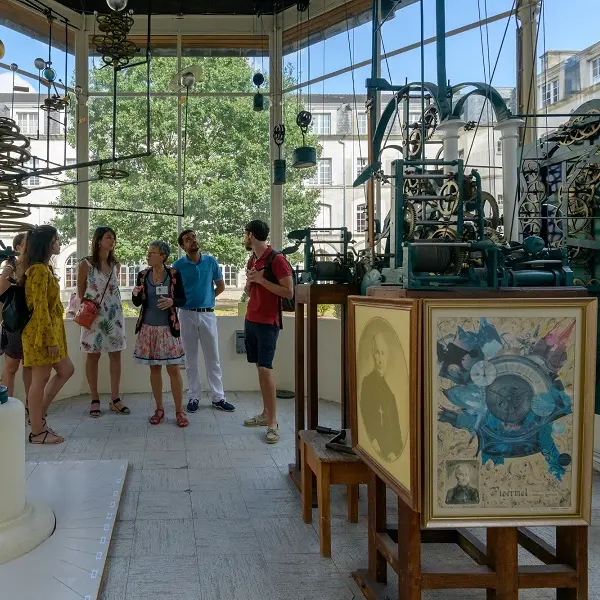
[{"xmin": 423, "ymin": 297, "xmax": 597, "ymax": 528}]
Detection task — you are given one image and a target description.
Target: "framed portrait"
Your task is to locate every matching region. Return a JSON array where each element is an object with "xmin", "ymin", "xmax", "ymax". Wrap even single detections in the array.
[
  {"xmin": 423, "ymin": 297, "xmax": 597, "ymax": 528},
  {"xmin": 348, "ymin": 296, "xmax": 420, "ymax": 509}
]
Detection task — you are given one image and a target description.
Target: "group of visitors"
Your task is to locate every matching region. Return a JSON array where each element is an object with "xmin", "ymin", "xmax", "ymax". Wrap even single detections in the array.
[{"xmin": 0, "ymin": 219, "xmax": 293, "ymax": 446}]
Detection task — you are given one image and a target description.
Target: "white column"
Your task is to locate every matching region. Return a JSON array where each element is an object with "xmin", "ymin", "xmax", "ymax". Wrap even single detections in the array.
[
  {"xmin": 516, "ymin": 0, "xmax": 540, "ymax": 145},
  {"xmin": 0, "ymin": 397, "xmax": 54, "ymax": 564},
  {"xmin": 75, "ymin": 27, "xmax": 89, "ymax": 261},
  {"xmin": 436, "ymin": 118, "xmax": 465, "ymax": 173},
  {"xmin": 495, "ymin": 118, "xmax": 525, "ymax": 242},
  {"xmin": 269, "ymin": 15, "xmax": 283, "ymax": 251}
]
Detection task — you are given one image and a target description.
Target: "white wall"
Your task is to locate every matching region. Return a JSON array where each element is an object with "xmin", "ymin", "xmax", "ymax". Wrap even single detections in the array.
[{"xmin": 7, "ymin": 316, "xmax": 343, "ymax": 404}]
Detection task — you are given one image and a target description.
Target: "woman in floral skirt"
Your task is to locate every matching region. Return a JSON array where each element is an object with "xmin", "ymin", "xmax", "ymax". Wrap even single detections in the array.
[
  {"xmin": 77, "ymin": 226, "xmax": 129, "ymax": 417},
  {"xmin": 132, "ymin": 241, "xmax": 188, "ymax": 427}
]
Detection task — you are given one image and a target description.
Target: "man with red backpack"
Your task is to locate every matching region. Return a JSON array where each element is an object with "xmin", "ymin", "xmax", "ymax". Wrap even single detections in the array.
[{"xmin": 242, "ymin": 220, "xmax": 293, "ymax": 444}]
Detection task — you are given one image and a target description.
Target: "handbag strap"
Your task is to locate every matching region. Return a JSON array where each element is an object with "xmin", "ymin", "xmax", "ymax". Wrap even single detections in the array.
[{"xmin": 94, "ymin": 264, "xmax": 114, "ymax": 306}]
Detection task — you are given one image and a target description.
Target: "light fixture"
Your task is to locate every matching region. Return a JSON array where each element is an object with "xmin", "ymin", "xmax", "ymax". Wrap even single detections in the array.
[
  {"xmin": 253, "ymin": 72, "xmax": 264, "ymax": 112},
  {"xmin": 292, "ymin": 1, "xmax": 316, "ymax": 169},
  {"xmin": 33, "ymin": 58, "xmax": 46, "ymax": 71},
  {"xmin": 0, "ymin": 41, "xmax": 5, "ymax": 62},
  {"xmin": 273, "ymin": 124, "xmax": 286, "ymax": 185},
  {"xmin": 292, "ymin": 110, "xmax": 317, "ymax": 168},
  {"xmin": 106, "ymin": 0, "xmax": 128, "ymax": 11},
  {"xmin": 169, "ymin": 65, "xmax": 201, "ymax": 93}
]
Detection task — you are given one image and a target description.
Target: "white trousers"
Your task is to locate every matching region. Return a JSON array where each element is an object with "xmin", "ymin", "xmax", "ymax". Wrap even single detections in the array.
[{"xmin": 178, "ymin": 310, "xmax": 224, "ymax": 401}]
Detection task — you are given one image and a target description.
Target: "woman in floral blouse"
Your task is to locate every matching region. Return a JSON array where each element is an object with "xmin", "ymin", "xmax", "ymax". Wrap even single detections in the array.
[
  {"xmin": 132, "ymin": 241, "xmax": 188, "ymax": 427},
  {"xmin": 77, "ymin": 226, "xmax": 129, "ymax": 418},
  {"xmin": 20, "ymin": 226, "xmax": 74, "ymax": 444}
]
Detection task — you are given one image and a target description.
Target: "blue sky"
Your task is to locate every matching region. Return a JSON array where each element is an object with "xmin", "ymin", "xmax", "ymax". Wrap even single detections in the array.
[{"xmin": 0, "ymin": 0, "xmax": 598, "ymax": 96}]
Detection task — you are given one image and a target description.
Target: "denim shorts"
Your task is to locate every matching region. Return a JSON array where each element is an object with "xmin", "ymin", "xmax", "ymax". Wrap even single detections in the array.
[{"xmin": 244, "ymin": 319, "xmax": 280, "ymax": 369}]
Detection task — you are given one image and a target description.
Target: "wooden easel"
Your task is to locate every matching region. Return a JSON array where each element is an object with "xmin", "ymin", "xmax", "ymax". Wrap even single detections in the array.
[
  {"xmin": 353, "ymin": 469, "xmax": 588, "ymax": 600},
  {"xmin": 289, "ymin": 283, "xmax": 356, "ymax": 490},
  {"xmin": 351, "ymin": 286, "xmax": 591, "ymax": 599}
]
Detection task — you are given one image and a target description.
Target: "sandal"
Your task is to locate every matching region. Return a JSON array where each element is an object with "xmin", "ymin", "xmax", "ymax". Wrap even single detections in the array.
[
  {"xmin": 109, "ymin": 398, "xmax": 130, "ymax": 415},
  {"xmin": 29, "ymin": 430, "xmax": 64, "ymax": 445},
  {"xmin": 149, "ymin": 408, "xmax": 165, "ymax": 425},
  {"xmin": 27, "ymin": 411, "xmax": 48, "ymax": 426},
  {"xmin": 90, "ymin": 399, "xmax": 101, "ymax": 418},
  {"xmin": 176, "ymin": 412, "xmax": 189, "ymax": 428}
]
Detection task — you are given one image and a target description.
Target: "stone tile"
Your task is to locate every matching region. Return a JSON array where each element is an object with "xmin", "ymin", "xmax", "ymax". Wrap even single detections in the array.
[
  {"xmin": 196, "ymin": 553, "xmax": 274, "ymax": 600},
  {"xmin": 188, "ymin": 468, "xmax": 241, "ymax": 490},
  {"xmin": 116, "ymin": 489, "xmax": 139, "ymax": 521},
  {"xmin": 60, "ymin": 436, "xmax": 109, "ymax": 455},
  {"xmin": 98, "ymin": 557, "xmax": 130, "ymax": 600},
  {"xmin": 142, "ymin": 450, "xmax": 188, "ymax": 470},
  {"xmin": 133, "ymin": 518, "xmax": 196, "ymax": 557},
  {"xmin": 105, "ymin": 436, "xmax": 146, "ymax": 452},
  {"xmin": 242, "ymin": 488, "xmax": 301, "ymax": 518},
  {"xmin": 252, "ymin": 517, "xmax": 320, "ymax": 554},
  {"xmin": 140, "ymin": 469, "xmax": 190, "ymax": 492},
  {"xmin": 228, "ymin": 448, "xmax": 277, "ymax": 468},
  {"xmin": 190, "ymin": 489, "xmax": 250, "ymax": 519},
  {"xmin": 111, "ymin": 421, "xmax": 148, "ymax": 438},
  {"xmin": 108, "ymin": 520, "xmax": 134, "ymax": 557},
  {"xmin": 136, "ymin": 491, "xmax": 192, "ymax": 520},
  {"xmin": 186, "ymin": 447, "xmax": 232, "ymax": 469},
  {"xmin": 223, "ymin": 433, "xmax": 268, "ymax": 451},
  {"xmin": 123, "ymin": 469, "xmax": 142, "ymax": 493},
  {"xmin": 144, "ymin": 432, "xmax": 186, "ymax": 451},
  {"xmin": 234, "ymin": 466, "xmax": 294, "ymax": 490},
  {"xmin": 193, "ymin": 518, "xmax": 262, "ymax": 554},
  {"xmin": 126, "ymin": 557, "xmax": 200, "ymax": 600}
]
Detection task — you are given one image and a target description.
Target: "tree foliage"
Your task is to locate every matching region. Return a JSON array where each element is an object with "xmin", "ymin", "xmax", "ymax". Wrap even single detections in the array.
[{"xmin": 51, "ymin": 56, "xmax": 321, "ymax": 266}]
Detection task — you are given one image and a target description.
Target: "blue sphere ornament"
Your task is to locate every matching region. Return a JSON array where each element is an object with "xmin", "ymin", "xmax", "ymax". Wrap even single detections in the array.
[{"xmin": 43, "ymin": 67, "xmax": 56, "ymax": 82}]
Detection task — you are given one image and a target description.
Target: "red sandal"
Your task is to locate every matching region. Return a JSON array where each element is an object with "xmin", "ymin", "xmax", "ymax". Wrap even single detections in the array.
[
  {"xmin": 149, "ymin": 408, "xmax": 165, "ymax": 425},
  {"xmin": 176, "ymin": 412, "xmax": 189, "ymax": 428}
]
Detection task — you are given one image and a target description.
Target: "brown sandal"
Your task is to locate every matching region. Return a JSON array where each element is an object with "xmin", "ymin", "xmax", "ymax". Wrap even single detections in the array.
[
  {"xmin": 176, "ymin": 412, "xmax": 189, "ymax": 428},
  {"xmin": 29, "ymin": 430, "xmax": 64, "ymax": 445},
  {"xmin": 149, "ymin": 408, "xmax": 165, "ymax": 425}
]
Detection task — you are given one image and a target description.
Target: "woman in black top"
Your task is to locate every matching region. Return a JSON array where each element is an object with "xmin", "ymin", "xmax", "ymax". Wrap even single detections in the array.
[
  {"xmin": 0, "ymin": 232, "xmax": 31, "ymax": 404},
  {"xmin": 131, "ymin": 241, "xmax": 188, "ymax": 427}
]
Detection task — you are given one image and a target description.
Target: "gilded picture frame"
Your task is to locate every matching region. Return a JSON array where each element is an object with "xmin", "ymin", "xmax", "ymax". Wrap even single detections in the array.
[
  {"xmin": 348, "ymin": 296, "xmax": 420, "ymax": 509},
  {"xmin": 423, "ymin": 297, "xmax": 597, "ymax": 528}
]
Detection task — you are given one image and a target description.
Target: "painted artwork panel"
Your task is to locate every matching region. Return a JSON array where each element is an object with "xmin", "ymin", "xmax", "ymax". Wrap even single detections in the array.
[
  {"xmin": 355, "ymin": 304, "xmax": 411, "ymax": 492},
  {"xmin": 430, "ymin": 306, "xmax": 582, "ymax": 519}
]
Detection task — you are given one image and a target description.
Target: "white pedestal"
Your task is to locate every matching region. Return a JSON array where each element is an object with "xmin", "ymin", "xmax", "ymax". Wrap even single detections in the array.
[{"xmin": 0, "ymin": 398, "xmax": 55, "ymax": 564}]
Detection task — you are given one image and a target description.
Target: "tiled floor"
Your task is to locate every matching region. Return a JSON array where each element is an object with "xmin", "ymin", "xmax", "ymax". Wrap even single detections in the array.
[{"xmin": 27, "ymin": 392, "xmax": 600, "ymax": 600}]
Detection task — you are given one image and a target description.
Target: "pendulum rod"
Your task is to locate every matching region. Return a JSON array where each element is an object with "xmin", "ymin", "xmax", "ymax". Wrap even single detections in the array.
[{"xmin": 366, "ymin": 0, "xmax": 380, "ymax": 253}]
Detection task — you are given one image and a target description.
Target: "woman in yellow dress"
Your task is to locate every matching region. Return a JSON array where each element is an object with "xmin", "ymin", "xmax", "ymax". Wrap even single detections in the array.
[{"xmin": 19, "ymin": 225, "xmax": 74, "ymax": 444}]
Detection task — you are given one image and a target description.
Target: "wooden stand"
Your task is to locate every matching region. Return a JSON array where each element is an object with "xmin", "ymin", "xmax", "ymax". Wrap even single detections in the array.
[
  {"xmin": 289, "ymin": 283, "xmax": 356, "ymax": 490},
  {"xmin": 353, "ymin": 470, "xmax": 588, "ymax": 600},
  {"xmin": 300, "ymin": 429, "xmax": 370, "ymax": 557}
]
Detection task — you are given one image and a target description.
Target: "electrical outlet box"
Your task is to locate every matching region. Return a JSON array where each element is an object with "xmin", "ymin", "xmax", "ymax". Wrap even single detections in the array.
[{"xmin": 235, "ymin": 330, "xmax": 246, "ymax": 354}]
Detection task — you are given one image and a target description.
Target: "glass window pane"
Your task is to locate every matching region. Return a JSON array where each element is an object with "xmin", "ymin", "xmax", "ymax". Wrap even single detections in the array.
[{"xmin": 182, "ymin": 37, "xmax": 270, "ymax": 93}]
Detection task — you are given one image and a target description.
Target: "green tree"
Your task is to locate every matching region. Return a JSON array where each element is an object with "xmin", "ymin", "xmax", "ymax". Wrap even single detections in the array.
[{"xmin": 51, "ymin": 56, "xmax": 321, "ymax": 266}]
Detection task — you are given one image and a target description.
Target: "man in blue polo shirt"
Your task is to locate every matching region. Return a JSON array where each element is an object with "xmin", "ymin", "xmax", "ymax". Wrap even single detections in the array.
[{"xmin": 173, "ymin": 229, "xmax": 235, "ymax": 413}]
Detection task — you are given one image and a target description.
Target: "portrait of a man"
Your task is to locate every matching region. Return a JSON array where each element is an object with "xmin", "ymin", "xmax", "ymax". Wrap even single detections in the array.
[
  {"xmin": 359, "ymin": 331, "xmax": 404, "ymax": 462},
  {"xmin": 445, "ymin": 463, "xmax": 480, "ymax": 505}
]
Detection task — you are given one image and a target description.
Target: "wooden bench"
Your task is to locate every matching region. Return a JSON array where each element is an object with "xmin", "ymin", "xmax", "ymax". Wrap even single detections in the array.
[{"xmin": 300, "ymin": 429, "xmax": 370, "ymax": 557}]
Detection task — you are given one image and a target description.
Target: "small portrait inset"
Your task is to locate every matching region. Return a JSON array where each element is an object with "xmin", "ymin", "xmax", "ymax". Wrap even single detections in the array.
[
  {"xmin": 358, "ymin": 318, "xmax": 405, "ymax": 463},
  {"xmin": 445, "ymin": 460, "xmax": 480, "ymax": 505}
]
